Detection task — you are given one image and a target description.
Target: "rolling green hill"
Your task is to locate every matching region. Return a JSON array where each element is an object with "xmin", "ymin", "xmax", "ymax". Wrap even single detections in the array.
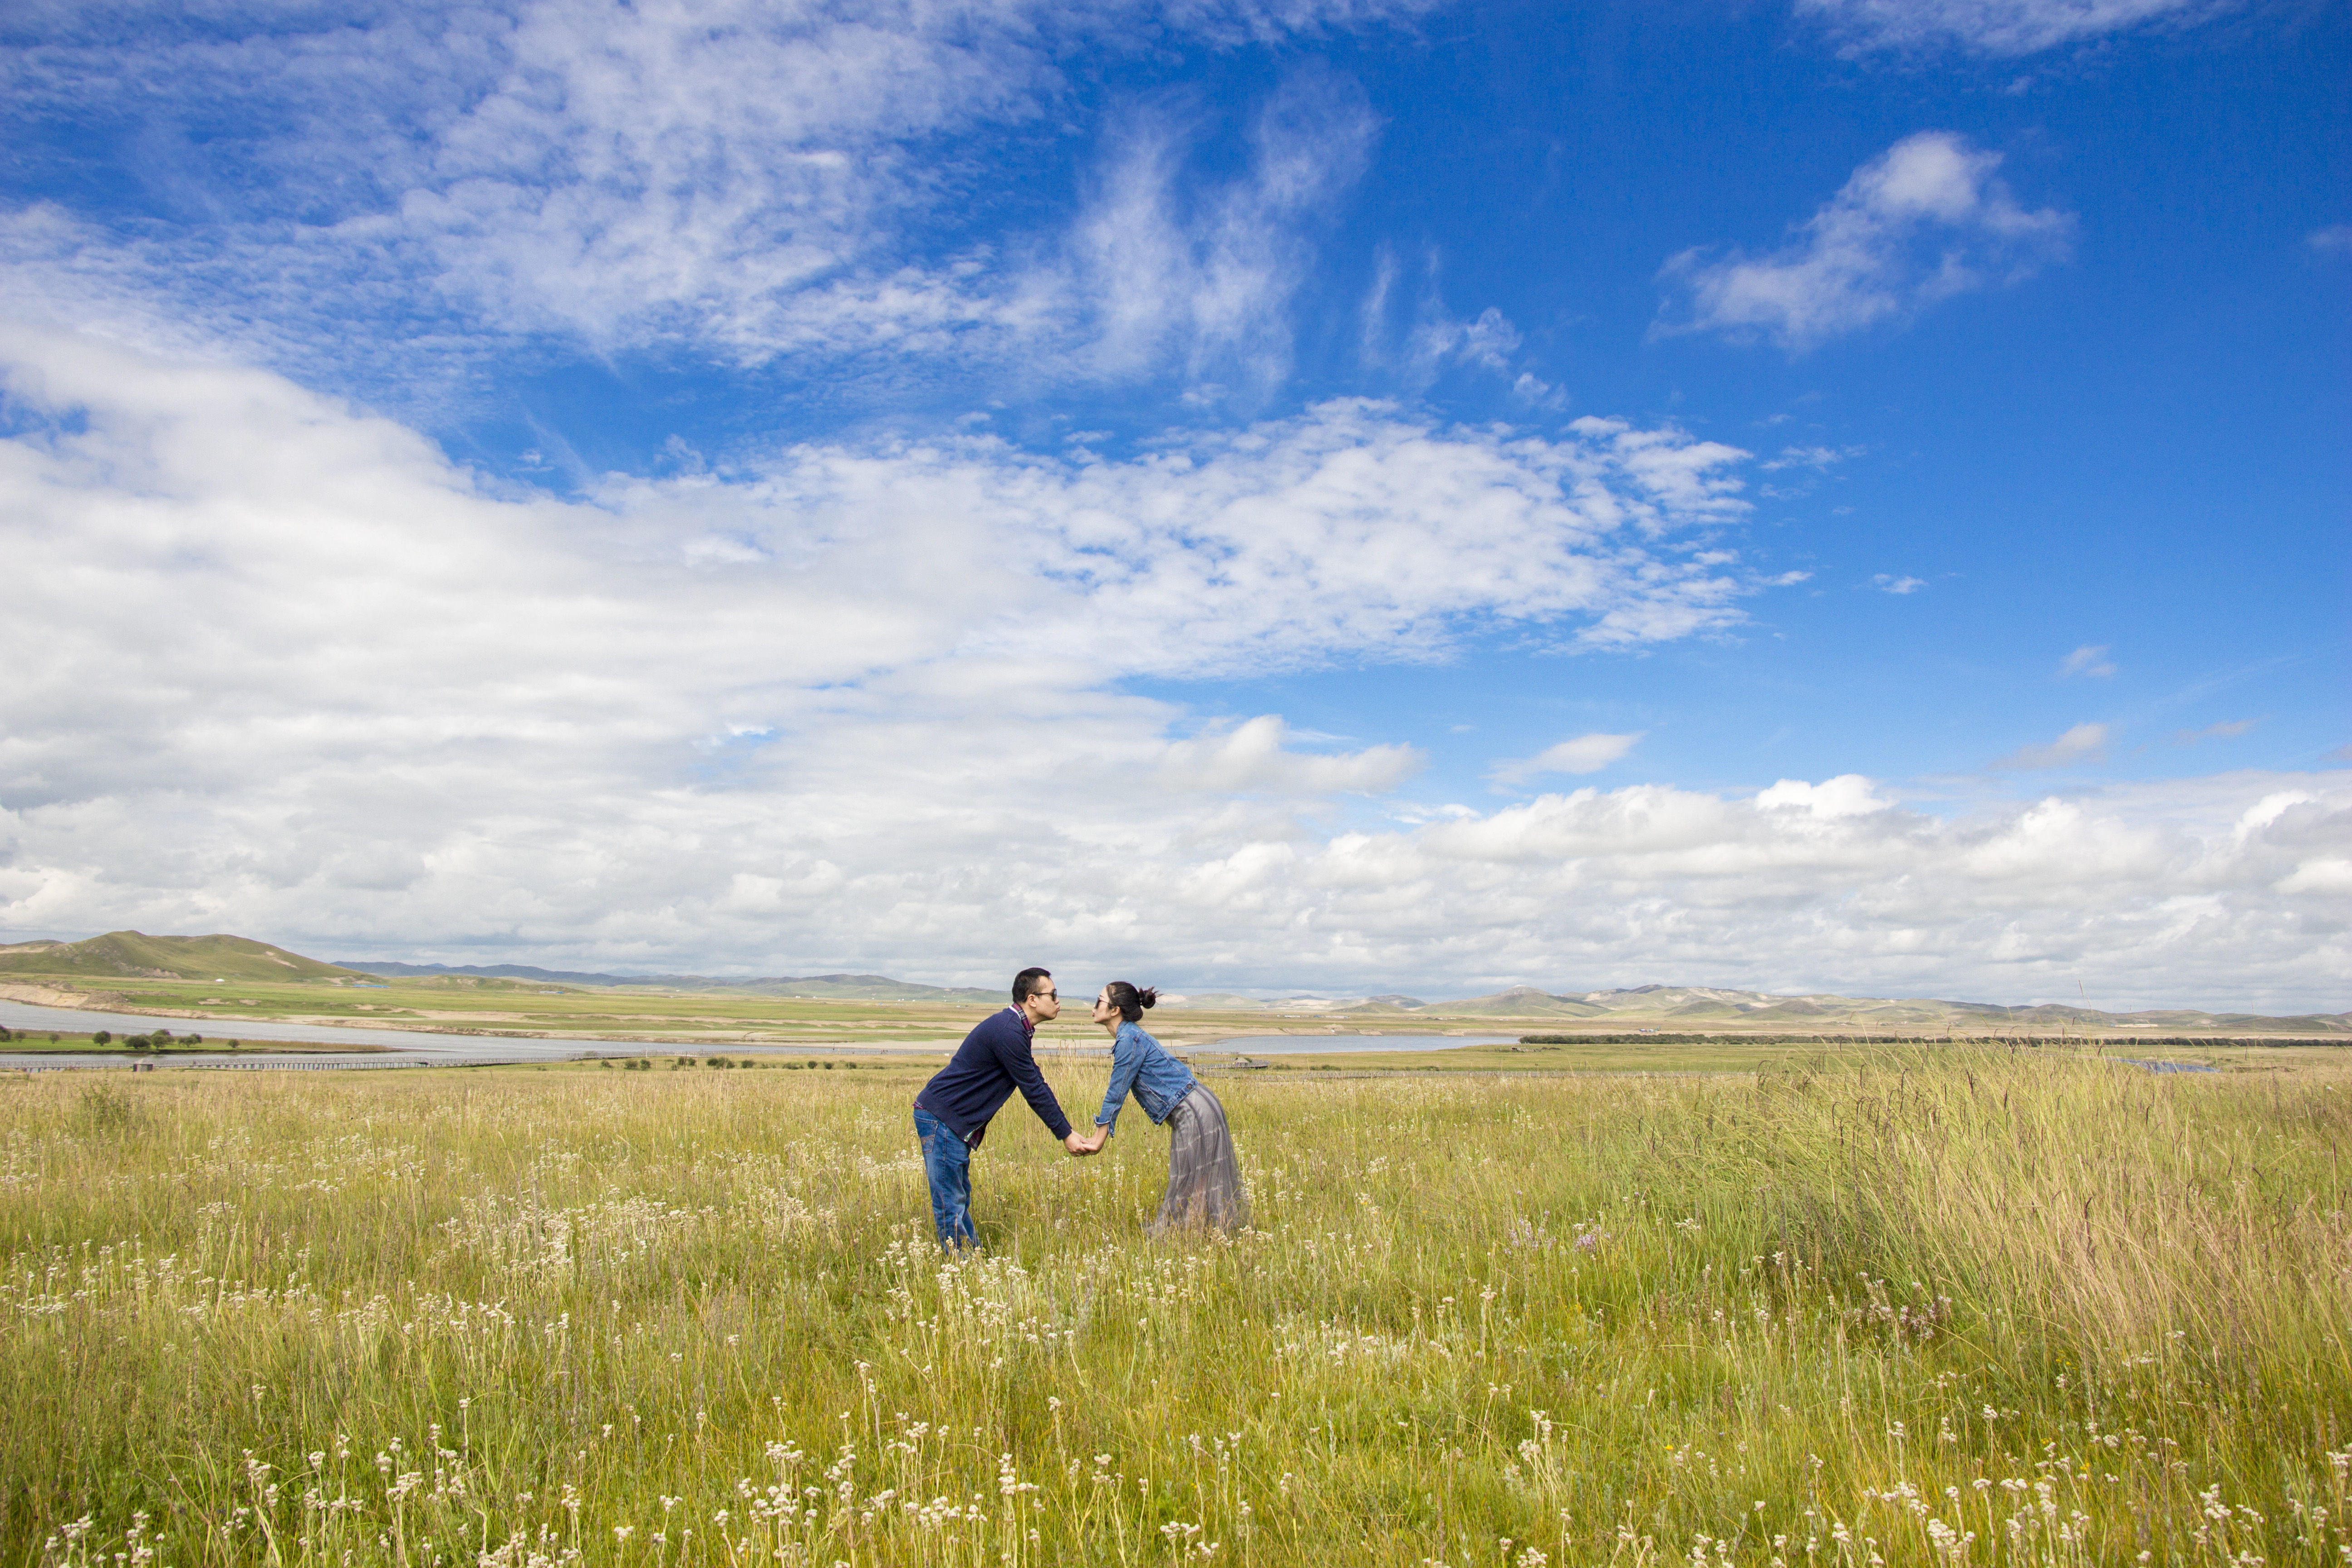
[{"xmin": 0, "ymin": 931, "xmax": 367, "ymax": 984}]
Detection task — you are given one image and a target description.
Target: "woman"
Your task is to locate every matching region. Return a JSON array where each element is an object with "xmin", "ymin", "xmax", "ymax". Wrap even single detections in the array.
[{"xmin": 1076, "ymin": 981, "xmax": 1248, "ymax": 1233}]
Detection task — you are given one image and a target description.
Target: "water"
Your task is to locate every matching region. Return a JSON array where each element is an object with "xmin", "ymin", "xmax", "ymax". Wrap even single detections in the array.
[
  {"xmin": 1200, "ymin": 1033, "xmax": 1518, "ymax": 1054},
  {"xmin": 0, "ymin": 998, "xmax": 636, "ymax": 1069},
  {"xmin": 2, "ymin": 998, "xmax": 1527, "ymax": 1070}
]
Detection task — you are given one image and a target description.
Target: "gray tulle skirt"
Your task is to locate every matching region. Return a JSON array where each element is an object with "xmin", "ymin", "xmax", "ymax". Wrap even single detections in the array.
[{"xmin": 1153, "ymin": 1083, "xmax": 1249, "ymax": 1234}]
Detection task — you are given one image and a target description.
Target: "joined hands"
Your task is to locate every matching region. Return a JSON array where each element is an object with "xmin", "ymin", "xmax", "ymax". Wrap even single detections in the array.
[{"xmin": 1063, "ymin": 1127, "xmax": 1109, "ymax": 1157}]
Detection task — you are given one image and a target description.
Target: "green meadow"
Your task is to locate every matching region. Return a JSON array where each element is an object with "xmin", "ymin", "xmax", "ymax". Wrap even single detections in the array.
[
  {"xmin": 0, "ymin": 969, "xmax": 1509, "ymax": 1054},
  {"xmin": 2, "ymin": 1050, "xmax": 2347, "ymax": 1566},
  {"xmin": 3, "ymin": 974, "xmax": 1017, "ymax": 1049}
]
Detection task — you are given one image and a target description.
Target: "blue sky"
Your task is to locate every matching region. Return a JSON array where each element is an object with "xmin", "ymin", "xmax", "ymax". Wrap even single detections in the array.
[{"xmin": 0, "ymin": 0, "xmax": 2345, "ymax": 1008}]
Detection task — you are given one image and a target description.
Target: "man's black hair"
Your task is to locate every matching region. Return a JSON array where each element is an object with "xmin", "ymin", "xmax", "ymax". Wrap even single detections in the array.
[{"xmin": 1011, "ymin": 966, "xmax": 1053, "ymax": 1004}]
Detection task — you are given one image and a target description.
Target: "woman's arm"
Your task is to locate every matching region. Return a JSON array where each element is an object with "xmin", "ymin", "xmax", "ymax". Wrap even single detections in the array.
[{"xmin": 1095, "ymin": 1027, "xmax": 1143, "ymax": 1134}]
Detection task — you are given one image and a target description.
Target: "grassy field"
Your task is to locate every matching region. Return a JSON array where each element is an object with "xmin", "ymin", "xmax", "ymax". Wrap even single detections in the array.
[
  {"xmin": 1194, "ymin": 1039, "xmax": 2352, "ymax": 1075},
  {"xmin": 0, "ymin": 975, "xmax": 1017, "ymax": 1049},
  {"xmin": 0, "ymin": 972, "xmax": 1544, "ymax": 1058},
  {"xmin": 9, "ymin": 971, "xmax": 2342, "ymax": 1063},
  {"xmin": 0, "ymin": 1036, "xmax": 384, "ymax": 1057},
  {"xmin": 2, "ymin": 1051, "xmax": 2348, "ymax": 1567}
]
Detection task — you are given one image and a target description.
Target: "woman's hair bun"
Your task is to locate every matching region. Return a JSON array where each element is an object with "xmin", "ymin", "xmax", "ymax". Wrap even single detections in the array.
[{"xmin": 1137, "ymin": 987, "xmax": 1158, "ymax": 1009}]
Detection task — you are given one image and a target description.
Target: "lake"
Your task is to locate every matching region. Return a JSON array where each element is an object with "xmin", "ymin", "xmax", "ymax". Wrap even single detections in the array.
[
  {"xmin": 1197, "ymin": 1033, "xmax": 1518, "ymax": 1054},
  {"xmin": 1, "ymin": 1000, "xmax": 1524, "ymax": 1069}
]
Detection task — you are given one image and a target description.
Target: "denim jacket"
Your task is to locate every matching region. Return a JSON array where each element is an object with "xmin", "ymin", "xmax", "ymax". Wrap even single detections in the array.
[{"xmin": 1094, "ymin": 1020, "xmax": 1197, "ymax": 1134}]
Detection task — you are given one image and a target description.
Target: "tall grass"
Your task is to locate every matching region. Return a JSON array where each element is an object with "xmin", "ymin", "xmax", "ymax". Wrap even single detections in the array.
[{"xmin": 1, "ymin": 1051, "xmax": 2346, "ymax": 1566}]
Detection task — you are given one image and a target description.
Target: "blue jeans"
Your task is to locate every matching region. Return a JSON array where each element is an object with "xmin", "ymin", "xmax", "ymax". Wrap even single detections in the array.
[{"xmin": 913, "ymin": 1107, "xmax": 977, "ymax": 1251}]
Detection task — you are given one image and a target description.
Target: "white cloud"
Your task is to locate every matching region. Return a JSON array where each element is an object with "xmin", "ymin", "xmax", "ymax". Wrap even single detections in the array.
[
  {"xmin": 1762, "ymin": 445, "xmax": 1863, "ymax": 472},
  {"xmin": 1872, "ymin": 573, "xmax": 1926, "ymax": 594},
  {"xmin": 2277, "ymin": 859, "xmax": 2352, "ymax": 896},
  {"xmin": 2058, "ymin": 643, "xmax": 2116, "ymax": 678},
  {"xmin": 2307, "ymin": 225, "xmax": 2352, "ymax": 259},
  {"xmin": 1795, "ymin": 0, "xmax": 2234, "ymax": 55},
  {"xmin": 1657, "ymin": 132, "xmax": 2073, "ymax": 351},
  {"xmin": 1992, "ymin": 721, "xmax": 2110, "ymax": 770},
  {"xmin": 1158, "ymin": 717, "xmax": 1421, "ymax": 793},
  {"xmin": 1755, "ymin": 775, "xmax": 1893, "ymax": 818},
  {"xmin": 0, "ymin": 324, "xmax": 1755, "ymax": 950},
  {"xmin": 2, "ymin": 326, "xmax": 2341, "ymax": 1011},
  {"xmin": 1490, "ymin": 733, "xmax": 1645, "ymax": 789},
  {"xmin": 1325, "ymin": 773, "xmax": 2347, "ymax": 1009}
]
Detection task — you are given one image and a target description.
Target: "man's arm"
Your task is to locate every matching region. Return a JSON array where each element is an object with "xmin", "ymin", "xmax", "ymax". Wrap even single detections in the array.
[{"xmin": 994, "ymin": 1021, "xmax": 1075, "ymax": 1142}]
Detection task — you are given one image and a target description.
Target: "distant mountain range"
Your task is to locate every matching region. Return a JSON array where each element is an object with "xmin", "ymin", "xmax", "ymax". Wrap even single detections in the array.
[
  {"xmin": 333, "ymin": 960, "xmax": 1008, "ymax": 1004},
  {"xmin": 1166, "ymin": 982, "xmax": 2348, "ymax": 1032},
  {"xmin": 1334, "ymin": 983, "xmax": 2351, "ymax": 1034},
  {"xmin": 4, "ymin": 932, "xmax": 2342, "ymax": 1031}
]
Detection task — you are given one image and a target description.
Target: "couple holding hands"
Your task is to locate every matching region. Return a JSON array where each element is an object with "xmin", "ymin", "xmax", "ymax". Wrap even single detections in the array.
[{"xmin": 911, "ymin": 967, "xmax": 1248, "ymax": 1250}]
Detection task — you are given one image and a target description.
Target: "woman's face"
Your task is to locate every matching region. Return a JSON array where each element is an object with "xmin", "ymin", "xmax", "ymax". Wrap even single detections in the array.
[{"xmin": 1092, "ymin": 989, "xmax": 1118, "ymax": 1026}]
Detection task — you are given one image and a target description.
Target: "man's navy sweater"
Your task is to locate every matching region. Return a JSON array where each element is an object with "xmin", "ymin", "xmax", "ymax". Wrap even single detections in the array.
[{"xmin": 913, "ymin": 1006, "xmax": 1073, "ymax": 1146}]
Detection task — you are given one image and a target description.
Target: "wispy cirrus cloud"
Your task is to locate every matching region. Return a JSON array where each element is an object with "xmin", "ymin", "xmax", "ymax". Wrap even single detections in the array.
[
  {"xmin": 1993, "ymin": 721, "xmax": 2110, "ymax": 769},
  {"xmin": 1794, "ymin": 0, "xmax": 2236, "ymax": 55},
  {"xmin": 1071, "ymin": 69, "xmax": 1378, "ymax": 396},
  {"xmin": 1656, "ymin": 132, "xmax": 2073, "ymax": 351},
  {"xmin": 1353, "ymin": 244, "xmax": 1556, "ymax": 403},
  {"xmin": 2058, "ymin": 643, "xmax": 2117, "ymax": 678},
  {"xmin": 2171, "ymin": 717, "xmax": 2259, "ymax": 745},
  {"xmin": 0, "ymin": 0, "xmax": 1422, "ymax": 404},
  {"xmin": 1762, "ymin": 444, "xmax": 1864, "ymax": 472}
]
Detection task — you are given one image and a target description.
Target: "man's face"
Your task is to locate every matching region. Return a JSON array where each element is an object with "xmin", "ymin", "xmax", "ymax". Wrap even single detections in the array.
[{"xmin": 1027, "ymin": 980, "xmax": 1061, "ymax": 1022}]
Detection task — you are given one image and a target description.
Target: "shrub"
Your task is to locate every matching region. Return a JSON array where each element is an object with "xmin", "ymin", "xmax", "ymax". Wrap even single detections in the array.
[{"xmin": 92, "ymin": 1030, "xmax": 111, "ymax": 1046}]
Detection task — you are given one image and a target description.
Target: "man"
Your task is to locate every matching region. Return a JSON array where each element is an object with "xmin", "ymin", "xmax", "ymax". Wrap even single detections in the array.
[{"xmin": 911, "ymin": 966, "xmax": 1092, "ymax": 1250}]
